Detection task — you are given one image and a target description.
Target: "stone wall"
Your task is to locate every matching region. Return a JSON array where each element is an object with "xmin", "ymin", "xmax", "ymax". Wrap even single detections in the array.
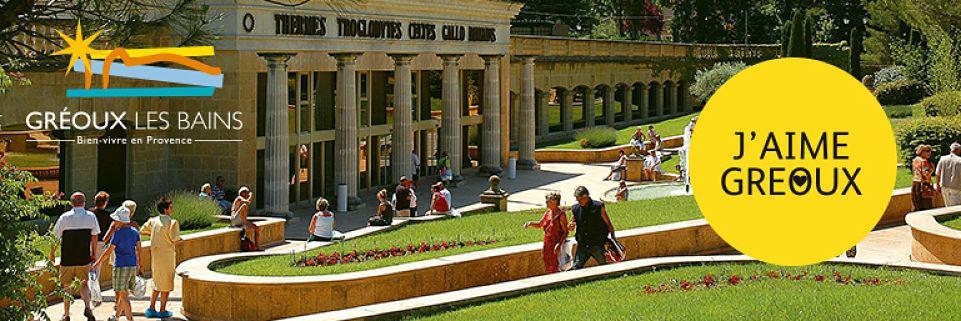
[{"xmin": 907, "ymin": 206, "xmax": 961, "ymax": 265}]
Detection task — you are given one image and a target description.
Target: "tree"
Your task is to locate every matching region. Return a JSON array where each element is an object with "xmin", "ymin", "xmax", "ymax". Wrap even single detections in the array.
[
  {"xmin": 0, "ymin": 165, "xmax": 63, "ymax": 321},
  {"xmin": 0, "ymin": 0, "xmax": 220, "ymax": 90},
  {"xmin": 850, "ymin": 27, "xmax": 863, "ymax": 78},
  {"xmin": 667, "ymin": 0, "xmax": 781, "ymax": 44},
  {"xmin": 516, "ymin": 0, "xmax": 594, "ymax": 34},
  {"xmin": 871, "ymin": 0, "xmax": 961, "ymax": 94},
  {"xmin": 786, "ymin": 11, "xmax": 808, "ymax": 57}
]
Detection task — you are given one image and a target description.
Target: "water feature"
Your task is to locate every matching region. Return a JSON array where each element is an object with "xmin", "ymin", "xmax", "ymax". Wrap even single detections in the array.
[{"xmin": 606, "ymin": 182, "xmax": 690, "ymax": 201}]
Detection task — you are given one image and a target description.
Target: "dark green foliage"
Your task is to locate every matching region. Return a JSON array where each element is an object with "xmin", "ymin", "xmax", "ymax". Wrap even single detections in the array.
[
  {"xmin": 575, "ymin": 126, "xmax": 618, "ymax": 148},
  {"xmin": 921, "ymin": 91, "xmax": 961, "ymax": 117},
  {"xmin": 781, "ymin": 20, "xmax": 792, "ymax": 57},
  {"xmin": 874, "ymin": 79, "xmax": 925, "ymax": 106},
  {"xmin": 850, "ymin": 27, "xmax": 863, "ymax": 78},
  {"xmin": 0, "ymin": 167, "xmax": 63, "ymax": 321},
  {"xmin": 884, "ymin": 105, "xmax": 914, "ymax": 119},
  {"xmin": 787, "ymin": 11, "xmax": 808, "ymax": 57},
  {"xmin": 804, "ymin": 12, "xmax": 815, "ymax": 57},
  {"xmin": 894, "ymin": 115, "xmax": 961, "ymax": 165}
]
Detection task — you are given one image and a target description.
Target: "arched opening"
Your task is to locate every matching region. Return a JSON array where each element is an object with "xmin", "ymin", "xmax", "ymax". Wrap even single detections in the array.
[
  {"xmin": 676, "ymin": 80, "xmax": 689, "ymax": 113},
  {"xmin": 573, "ymin": 85, "xmax": 591, "ymax": 128},
  {"xmin": 648, "ymin": 81, "xmax": 661, "ymax": 118},
  {"xmin": 535, "ymin": 89, "xmax": 547, "ymax": 136},
  {"xmin": 614, "ymin": 83, "xmax": 628, "ymax": 123},
  {"xmin": 594, "ymin": 84, "xmax": 610, "ymax": 126},
  {"xmin": 662, "ymin": 80, "xmax": 675, "ymax": 115},
  {"xmin": 633, "ymin": 82, "xmax": 647, "ymax": 120},
  {"xmin": 549, "ymin": 86, "xmax": 568, "ymax": 132}
]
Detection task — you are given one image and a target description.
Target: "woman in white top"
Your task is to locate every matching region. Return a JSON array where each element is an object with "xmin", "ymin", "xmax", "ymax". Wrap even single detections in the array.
[
  {"xmin": 308, "ymin": 198, "xmax": 344, "ymax": 242},
  {"xmin": 644, "ymin": 150, "xmax": 663, "ymax": 181}
]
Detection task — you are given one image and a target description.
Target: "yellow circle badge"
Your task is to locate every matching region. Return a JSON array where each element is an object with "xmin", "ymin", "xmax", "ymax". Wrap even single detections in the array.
[{"xmin": 690, "ymin": 58, "xmax": 896, "ymax": 266}]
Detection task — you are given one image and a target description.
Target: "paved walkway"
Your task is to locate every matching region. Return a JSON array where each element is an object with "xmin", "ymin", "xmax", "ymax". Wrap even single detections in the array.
[
  {"xmin": 282, "ymin": 163, "xmax": 623, "ymax": 240},
  {"xmin": 40, "ymin": 161, "xmax": 923, "ymax": 321}
]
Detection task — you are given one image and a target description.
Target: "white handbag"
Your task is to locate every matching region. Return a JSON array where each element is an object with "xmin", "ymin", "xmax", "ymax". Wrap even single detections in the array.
[
  {"xmin": 88, "ymin": 271, "xmax": 103, "ymax": 306},
  {"xmin": 132, "ymin": 276, "xmax": 148, "ymax": 298},
  {"xmin": 557, "ymin": 239, "xmax": 574, "ymax": 271}
]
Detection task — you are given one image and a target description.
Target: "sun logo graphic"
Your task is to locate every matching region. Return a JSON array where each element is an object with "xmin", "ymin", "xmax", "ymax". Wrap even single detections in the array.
[{"xmin": 53, "ymin": 21, "xmax": 223, "ymax": 98}]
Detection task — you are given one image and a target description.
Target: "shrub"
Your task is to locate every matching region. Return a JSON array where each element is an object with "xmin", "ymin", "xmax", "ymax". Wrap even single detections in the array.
[
  {"xmin": 690, "ymin": 61, "xmax": 747, "ymax": 103},
  {"xmin": 574, "ymin": 126, "xmax": 617, "ymax": 149},
  {"xmin": 921, "ymin": 91, "xmax": 961, "ymax": 117},
  {"xmin": 873, "ymin": 66, "xmax": 906, "ymax": 86},
  {"xmin": 894, "ymin": 115, "xmax": 961, "ymax": 165},
  {"xmin": 884, "ymin": 105, "xmax": 914, "ymax": 119},
  {"xmin": 149, "ymin": 191, "xmax": 219, "ymax": 230},
  {"xmin": 874, "ymin": 79, "xmax": 924, "ymax": 106}
]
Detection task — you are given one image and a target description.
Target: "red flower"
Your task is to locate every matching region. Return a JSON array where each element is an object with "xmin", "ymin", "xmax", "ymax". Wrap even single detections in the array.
[
  {"xmin": 814, "ymin": 275, "xmax": 825, "ymax": 282},
  {"xmin": 702, "ymin": 274, "xmax": 717, "ymax": 287},
  {"xmin": 727, "ymin": 275, "xmax": 742, "ymax": 285},
  {"xmin": 766, "ymin": 271, "xmax": 780, "ymax": 279},
  {"xmin": 643, "ymin": 285, "xmax": 657, "ymax": 294},
  {"xmin": 679, "ymin": 280, "xmax": 694, "ymax": 291}
]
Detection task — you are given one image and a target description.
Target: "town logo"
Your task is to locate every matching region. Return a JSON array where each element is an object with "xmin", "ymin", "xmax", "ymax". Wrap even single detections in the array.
[
  {"xmin": 689, "ymin": 58, "xmax": 897, "ymax": 266},
  {"xmin": 53, "ymin": 21, "xmax": 223, "ymax": 98}
]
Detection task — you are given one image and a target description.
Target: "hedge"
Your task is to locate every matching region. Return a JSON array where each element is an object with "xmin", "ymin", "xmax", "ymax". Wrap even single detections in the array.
[
  {"xmin": 894, "ymin": 115, "xmax": 961, "ymax": 165},
  {"xmin": 575, "ymin": 126, "xmax": 618, "ymax": 149},
  {"xmin": 921, "ymin": 91, "xmax": 961, "ymax": 117},
  {"xmin": 874, "ymin": 79, "xmax": 924, "ymax": 106}
]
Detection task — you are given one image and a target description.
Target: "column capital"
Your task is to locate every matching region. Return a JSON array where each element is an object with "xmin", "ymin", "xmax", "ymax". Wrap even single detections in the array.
[
  {"xmin": 513, "ymin": 55, "xmax": 537, "ymax": 64},
  {"xmin": 330, "ymin": 52, "xmax": 362, "ymax": 62},
  {"xmin": 257, "ymin": 52, "xmax": 296, "ymax": 62},
  {"xmin": 480, "ymin": 54, "xmax": 503, "ymax": 64},
  {"xmin": 388, "ymin": 53, "xmax": 417, "ymax": 63},
  {"xmin": 438, "ymin": 54, "xmax": 464, "ymax": 62}
]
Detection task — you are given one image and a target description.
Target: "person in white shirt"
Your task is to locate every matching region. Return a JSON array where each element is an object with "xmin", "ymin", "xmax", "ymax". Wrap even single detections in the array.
[
  {"xmin": 411, "ymin": 150, "xmax": 421, "ymax": 182},
  {"xmin": 308, "ymin": 198, "xmax": 345, "ymax": 242},
  {"xmin": 51, "ymin": 192, "xmax": 101, "ymax": 321},
  {"xmin": 936, "ymin": 142, "xmax": 961, "ymax": 206},
  {"xmin": 604, "ymin": 150, "xmax": 629, "ymax": 181},
  {"xmin": 644, "ymin": 150, "xmax": 663, "ymax": 181}
]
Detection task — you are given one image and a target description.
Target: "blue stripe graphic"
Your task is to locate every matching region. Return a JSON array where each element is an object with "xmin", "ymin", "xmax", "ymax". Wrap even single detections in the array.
[
  {"xmin": 66, "ymin": 87, "xmax": 215, "ymax": 98},
  {"xmin": 74, "ymin": 59, "xmax": 223, "ymax": 88}
]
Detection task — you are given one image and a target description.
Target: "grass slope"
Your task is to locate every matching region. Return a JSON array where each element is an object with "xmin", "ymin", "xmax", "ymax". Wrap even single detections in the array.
[
  {"xmin": 216, "ymin": 196, "xmax": 702, "ymax": 276},
  {"xmin": 408, "ymin": 263, "xmax": 961, "ymax": 320},
  {"xmin": 545, "ymin": 112, "xmax": 698, "ymax": 149}
]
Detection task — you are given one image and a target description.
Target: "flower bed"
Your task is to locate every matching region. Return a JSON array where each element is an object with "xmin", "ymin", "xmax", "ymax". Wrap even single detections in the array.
[
  {"xmin": 296, "ymin": 239, "xmax": 497, "ymax": 268},
  {"xmin": 409, "ymin": 263, "xmax": 957, "ymax": 321}
]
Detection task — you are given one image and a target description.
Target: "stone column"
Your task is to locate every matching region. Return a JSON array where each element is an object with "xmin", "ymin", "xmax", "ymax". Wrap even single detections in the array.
[
  {"xmin": 653, "ymin": 84, "xmax": 663, "ymax": 117},
  {"xmin": 536, "ymin": 91, "xmax": 549, "ymax": 137},
  {"xmin": 332, "ymin": 53, "xmax": 363, "ymax": 209},
  {"xmin": 258, "ymin": 52, "xmax": 295, "ymax": 216},
  {"xmin": 680, "ymin": 82, "xmax": 691, "ymax": 113},
  {"xmin": 440, "ymin": 54, "xmax": 464, "ymax": 182},
  {"xmin": 583, "ymin": 88, "xmax": 595, "ymax": 127},
  {"xmin": 390, "ymin": 54, "xmax": 415, "ymax": 182},
  {"xmin": 518, "ymin": 56, "xmax": 537, "ymax": 170},
  {"xmin": 666, "ymin": 82, "xmax": 677, "ymax": 115},
  {"xmin": 604, "ymin": 86, "xmax": 615, "ymax": 126},
  {"xmin": 623, "ymin": 85, "xmax": 633, "ymax": 123},
  {"xmin": 561, "ymin": 89, "xmax": 573, "ymax": 132},
  {"xmin": 480, "ymin": 55, "xmax": 502, "ymax": 175},
  {"xmin": 638, "ymin": 84, "xmax": 649, "ymax": 119}
]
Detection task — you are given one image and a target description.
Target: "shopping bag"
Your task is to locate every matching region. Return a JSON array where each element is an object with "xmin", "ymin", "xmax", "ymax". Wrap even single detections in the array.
[
  {"xmin": 88, "ymin": 271, "xmax": 102, "ymax": 306},
  {"xmin": 557, "ymin": 239, "xmax": 574, "ymax": 271},
  {"xmin": 604, "ymin": 236, "xmax": 626, "ymax": 263},
  {"xmin": 132, "ymin": 276, "xmax": 148, "ymax": 298}
]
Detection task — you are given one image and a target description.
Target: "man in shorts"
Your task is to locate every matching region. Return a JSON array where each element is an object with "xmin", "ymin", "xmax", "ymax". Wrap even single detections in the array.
[{"xmin": 51, "ymin": 192, "xmax": 101, "ymax": 321}]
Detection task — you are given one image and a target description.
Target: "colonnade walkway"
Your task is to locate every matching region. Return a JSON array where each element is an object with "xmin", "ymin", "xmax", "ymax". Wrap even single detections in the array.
[{"xmin": 40, "ymin": 162, "xmax": 919, "ymax": 321}]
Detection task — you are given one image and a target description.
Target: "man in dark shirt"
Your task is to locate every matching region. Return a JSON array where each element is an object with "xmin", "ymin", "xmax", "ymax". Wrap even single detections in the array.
[
  {"xmin": 569, "ymin": 186, "xmax": 616, "ymax": 269},
  {"xmin": 394, "ymin": 176, "xmax": 412, "ymax": 217},
  {"xmin": 90, "ymin": 191, "xmax": 111, "ymax": 241},
  {"xmin": 51, "ymin": 192, "xmax": 100, "ymax": 321}
]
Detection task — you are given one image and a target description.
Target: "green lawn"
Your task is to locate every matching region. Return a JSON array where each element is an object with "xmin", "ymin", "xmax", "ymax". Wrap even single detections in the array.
[
  {"xmin": 215, "ymin": 196, "xmax": 702, "ymax": 276},
  {"xmin": 5, "ymin": 152, "xmax": 59, "ymax": 168},
  {"xmin": 544, "ymin": 112, "xmax": 698, "ymax": 149},
  {"xmin": 941, "ymin": 216, "xmax": 961, "ymax": 231},
  {"xmin": 408, "ymin": 263, "xmax": 961, "ymax": 320}
]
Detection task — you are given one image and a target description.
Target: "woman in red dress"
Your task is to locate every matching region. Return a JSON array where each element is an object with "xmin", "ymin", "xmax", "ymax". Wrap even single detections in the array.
[{"xmin": 524, "ymin": 191, "xmax": 569, "ymax": 273}]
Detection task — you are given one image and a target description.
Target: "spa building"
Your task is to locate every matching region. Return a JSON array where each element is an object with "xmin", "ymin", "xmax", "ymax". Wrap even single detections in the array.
[{"xmin": 0, "ymin": 0, "xmax": 776, "ymax": 214}]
